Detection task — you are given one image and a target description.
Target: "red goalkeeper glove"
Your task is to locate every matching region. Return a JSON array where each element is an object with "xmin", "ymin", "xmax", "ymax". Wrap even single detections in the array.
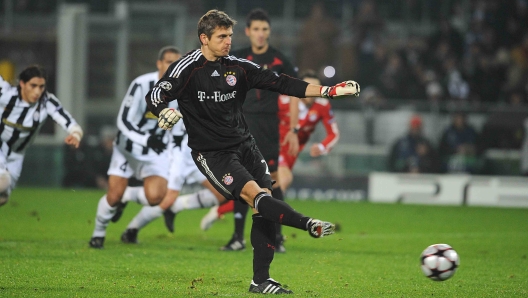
[{"xmin": 320, "ymin": 81, "xmax": 360, "ymax": 99}]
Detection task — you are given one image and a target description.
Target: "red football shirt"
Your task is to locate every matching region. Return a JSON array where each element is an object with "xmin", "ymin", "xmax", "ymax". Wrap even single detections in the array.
[{"xmin": 278, "ymin": 95, "xmax": 339, "ymax": 169}]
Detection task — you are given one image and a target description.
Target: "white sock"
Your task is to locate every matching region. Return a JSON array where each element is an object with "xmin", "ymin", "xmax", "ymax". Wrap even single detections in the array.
[
  {"xmin": 121, "ymin": 186, "xmax": 150, "ymax": 206},
  {"xmin": 170, "ymin": 189, "xmax": 219, "ymax": 213},
  {"xmin": 121, "ymin": 186, "xmax": 141, "ymax": 203},
  {"xmin": 92, "ymin": 195, "xmax": 117, "ymax": 237},
  {"xmin": 127, "ymin": 206, "xmax": 164, "ymax": 230}
]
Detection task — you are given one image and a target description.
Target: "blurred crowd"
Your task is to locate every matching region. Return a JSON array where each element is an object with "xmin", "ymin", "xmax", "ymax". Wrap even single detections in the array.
[
  {"xmin": 4, "ymin": 0, "xmax": 528, "ymax": 183},
  {"xmin": 7, "ymin": 0, "xmax": 528, "ymax": 105},
  {"xmin": 354, "ymin": 0, "xmax": 528, "ymax": 105},
  {"xmin": 388, "ymin": 114, "xmax": 482, "ymax": 174}
]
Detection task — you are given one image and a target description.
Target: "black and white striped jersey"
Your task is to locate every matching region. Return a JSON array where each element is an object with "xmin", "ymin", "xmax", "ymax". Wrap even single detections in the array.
[
  {"xmin": 0, "ymin": 76, "xmax": 79, "ymax": 155},
  {"xmin": 115, "ymin": 71, "xmax": 174, "ymax": 157},
  {"xmin": 146, "ymin": 49, "xmax": 309, "ymax": 152}
]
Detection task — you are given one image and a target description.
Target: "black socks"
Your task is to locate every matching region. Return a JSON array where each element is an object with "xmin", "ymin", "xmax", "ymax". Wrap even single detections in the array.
[
  {"xmin": 233, "ymin": 199, "xmax": 249, "ymax": 238},
  {"xmin": 251, "ymin": 214, "xmax": 275, "ymax": 284},
  {"xmin": 271, "ymin": 187, "xmax": 284, "ymax": 238},
  {"xmin": 254, "ymin": 192, "xmax": 309, "ymax": 230}
]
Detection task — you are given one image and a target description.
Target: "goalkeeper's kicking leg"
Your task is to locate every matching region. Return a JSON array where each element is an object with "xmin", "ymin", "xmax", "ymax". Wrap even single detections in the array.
[{"xmin": 239, "ymin": 180, "xmax": 335, "ymax": 292}]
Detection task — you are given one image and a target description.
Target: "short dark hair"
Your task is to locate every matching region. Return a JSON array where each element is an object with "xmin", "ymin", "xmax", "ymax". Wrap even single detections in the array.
[
  {"xmin": 19, "ymin": 65, "xmax": 47, "ymax": 83},
  {"xmin": 298, "ymin": 69, "xmax": 319, "ymax": 81},
  {"xmin": 246, "ymin": 8, "xmax": 270, "ymax": 27},
  {"xmin": 197, "ymin": 10, "xmax": 237, "ymax": 44},
  {"xmin": 158, "ymin": 46, "xmax": 181, "ymax": 61}
]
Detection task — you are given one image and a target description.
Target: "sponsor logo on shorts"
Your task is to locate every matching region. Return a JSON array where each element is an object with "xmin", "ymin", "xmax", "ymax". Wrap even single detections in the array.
[{"xmin": 223, "ymin": 174, "xmax": 234, "ymax": 185}]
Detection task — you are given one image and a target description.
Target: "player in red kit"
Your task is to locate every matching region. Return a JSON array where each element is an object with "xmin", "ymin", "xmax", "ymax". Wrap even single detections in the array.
[
  {"xmin": 277, "ymin": 70, "xmax": 339, "ymax": 190},
  {"xmin": 200, "ymin": 70, "xmax": 340, "ymax": 234}
]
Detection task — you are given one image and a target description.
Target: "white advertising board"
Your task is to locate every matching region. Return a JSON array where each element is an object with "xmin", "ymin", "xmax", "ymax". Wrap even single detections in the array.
[{"xmin": 369, "ymin": 172, "xmax": 528, "ymax": 208}]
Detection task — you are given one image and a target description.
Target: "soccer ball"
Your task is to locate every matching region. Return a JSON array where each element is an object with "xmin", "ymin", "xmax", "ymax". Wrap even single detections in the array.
[{"xmin": 420, "ymin": 244, "xmax": 460, "ymax": 281}]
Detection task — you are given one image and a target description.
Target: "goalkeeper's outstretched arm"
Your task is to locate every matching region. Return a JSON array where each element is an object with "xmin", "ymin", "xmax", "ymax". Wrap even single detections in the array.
[{"xmin": 305, "ymin": 81, "xmax": 360, "ymax": 99}]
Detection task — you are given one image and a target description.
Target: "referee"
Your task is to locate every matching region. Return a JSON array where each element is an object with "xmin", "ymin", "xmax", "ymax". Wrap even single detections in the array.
[
  {"xmin": 225, "ymin": 8, "xmax": 299, "ymax": 253},
  {"xmin": 147, "ymin": 10, "xmax": 359, "ymax": 294}
]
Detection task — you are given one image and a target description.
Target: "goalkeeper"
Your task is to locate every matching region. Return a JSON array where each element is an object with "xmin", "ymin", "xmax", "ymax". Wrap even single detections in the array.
[{"xmin": 146, "ymin": 9, "xmax": 359, "ymax": 295}]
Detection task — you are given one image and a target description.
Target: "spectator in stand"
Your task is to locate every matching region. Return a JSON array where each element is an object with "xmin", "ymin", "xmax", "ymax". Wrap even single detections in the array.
[
  {"xmin": 361, "ymin": 43, "xmax": 387, "ymax": 89},
  {"xmin": 379, "ymin": 53, "xmax": 411, "ymax": 99},
  {"xmin": 297, "ymin": 2, "xmax": 339, "ymax": 74},
  {"xmin": 442, "ymin": 56, "xmax": 471, "ymax": 102},
  {"xmin": 353, "ymin": 0, "xmax": 385, "ymax": 88},
  {"xmin": 480, "ymin": 91, "xmax": 528, "ymax": 150},
  {"xmin": 509, "ymin": 34, "xmax": 528, "ymax": 87},
  {"xmin": 425, "ymin": 81, "xmax": 444, "ymax": 103},
  {"xmin": 438, "ymin": 112, "xmax": 481, "ymax": 174},
  {"xmin": 428, "ymin": 19, "xmax": 465, "ymax": 60},
  {"xmin": 388, "ymin": 115, "xmax": 439, "ymax": 173}
]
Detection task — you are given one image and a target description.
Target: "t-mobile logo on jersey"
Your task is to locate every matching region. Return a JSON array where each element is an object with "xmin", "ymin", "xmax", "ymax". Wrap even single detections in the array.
[{"xmin": 197, "ymin": 91, "xmax": 237, "ymax": 102}]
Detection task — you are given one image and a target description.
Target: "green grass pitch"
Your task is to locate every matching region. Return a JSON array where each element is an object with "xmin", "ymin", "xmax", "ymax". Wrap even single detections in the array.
[{"xmin": 1, "ymin": 188, "xmax": 527, "ymax": 297}]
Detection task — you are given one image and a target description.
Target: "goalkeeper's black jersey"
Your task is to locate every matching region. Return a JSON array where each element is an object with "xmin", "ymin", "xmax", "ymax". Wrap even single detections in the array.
[
  {"xmin": 145, "ymin": 49, "xmax": 308, "ymax": 152},
  {"xmin": 231, "ymin": 46, "xmax": 297, "ymax": 114}
]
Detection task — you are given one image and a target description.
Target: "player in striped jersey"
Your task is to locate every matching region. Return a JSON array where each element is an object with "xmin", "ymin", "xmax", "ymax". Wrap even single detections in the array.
[
  {"xmin": 88, "ymin": 46, "xmax": 181, "ymax": 249},
  {"xmin": 0, "ymin": 65, "xmax": 83, "ymax": 207},
  {"xmin": 118, "ymin": 106, "xmax": 228, "ymax": 244}
]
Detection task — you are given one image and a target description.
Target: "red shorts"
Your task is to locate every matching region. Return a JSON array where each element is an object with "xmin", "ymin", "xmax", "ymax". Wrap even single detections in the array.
[{"xmin": 278, "ymin": 144, "xmax": 305, "ymax": 170}]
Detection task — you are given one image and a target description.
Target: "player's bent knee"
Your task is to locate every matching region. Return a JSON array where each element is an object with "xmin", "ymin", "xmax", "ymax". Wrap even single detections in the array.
[
  {"xmin": 106, "ymin": 191, "xmax": 125, "ymax": 206},
  {"xmin": 240, "ymin": 180, "xmax": 268, "ymax": 207},
  {"xmin": 159, "ymin": 190, "xmax": 179, "ymax": 208},
  {"xmin": 146, "ymin": 196, "xmax": 162, "ymax": 206},
  {"xmin": 144, "ymin": 186, "xmax": 166, "ymax": 206}
]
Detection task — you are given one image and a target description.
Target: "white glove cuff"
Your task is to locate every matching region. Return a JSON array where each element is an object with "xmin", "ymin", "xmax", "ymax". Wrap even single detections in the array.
[
  {"xmin": 318, "ymin": 143, "xmax": 328, "ymax": 155},
  {"xmin": 320, "ymin": 86, "xmax": 331, "ymax": 99},
  {"xmin": 68, "ymin": 124, "xmax": 83, "ymax": 142}
]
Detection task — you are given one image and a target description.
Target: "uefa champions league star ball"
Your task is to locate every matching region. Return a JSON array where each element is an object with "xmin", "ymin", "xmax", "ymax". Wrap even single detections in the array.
[{"xmin": 420, "ymin": 244, "xmax": 460, "ymax": 281}]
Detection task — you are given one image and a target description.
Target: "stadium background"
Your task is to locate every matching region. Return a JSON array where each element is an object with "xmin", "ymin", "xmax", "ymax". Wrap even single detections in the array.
[{"xmin": 1, "ymin": 0, "xmax": 527, "ymax": 206}]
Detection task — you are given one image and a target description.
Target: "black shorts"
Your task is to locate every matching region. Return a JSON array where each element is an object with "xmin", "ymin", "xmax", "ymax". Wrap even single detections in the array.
[
  {"xmin": 191, "ymin": 137, "xmax": 273, "ymax": 201},
  {"xmin": 244, "ymin": 113, "xmax": 279, "ymax": 172}
]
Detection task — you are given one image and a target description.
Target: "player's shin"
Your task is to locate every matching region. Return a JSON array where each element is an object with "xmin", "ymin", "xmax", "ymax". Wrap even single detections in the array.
[
  {"xmin": 92, "ymin": 195, "xmax": 117, "ymax": 237},
  {"xmin": 253, "ymin": 192, "xmax": 309, "ymax": 230},
  {"xmin": 0, "ymin": 170, "xmax": 11, "ymax": 206},
  {"xmin": 121, "ymin": 186, "xmax": 150, "ymax": 205},
  {"xmin": 127, "ymin": 206, "xmax": 164, "ymax": 230},
  {"xmin": 218, "ymin": 200, "xmax": 234, "ymax": 214},
  {"xmin": 271, "ymin": 187, "xmax": 284, "ymax": 237},
  {"xmin": 251, "ymin": 214, "xmax": 276, "ymax": 284},
  {"xmin": 0, "ymin": 169, "xmax": 11, "ymax": 192},
  {"xmin": 169, "ymin": 189, "xmax": 219, "ymax": 213},
  {"xmin": 234, "ymin": 199, "xmax": 250, "ymax": 238}
]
